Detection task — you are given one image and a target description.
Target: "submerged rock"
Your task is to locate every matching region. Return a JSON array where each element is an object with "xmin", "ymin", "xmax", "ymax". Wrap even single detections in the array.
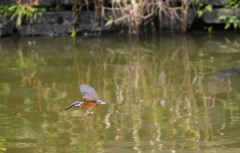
[
  {"xmin": 202, "ymin": 66, "xmax": 240, "ymax": 94},
  {"xmin": 214, "ymin": 67, "xmax": 240, "ymax": 78}
]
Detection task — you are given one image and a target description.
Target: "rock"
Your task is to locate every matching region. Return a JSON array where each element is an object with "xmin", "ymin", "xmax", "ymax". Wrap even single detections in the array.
[
  {"xmin": 214, "ymin": 67, "xmax": 240, "ymax": 78},
  {"xmin": 0, "ymin": 0, "xmax": 57, "ymax": 7},
  {"xmin": 0, "ymin": 0, "xmax": 94, "ymax": 7},
  {"xmin": 159, "ymin": 8, "xmax": 196, "ymax": 32},
  {"xmin": 16, "ymin": 11, "xmax": 105, "ymax": 36},
  {"xmin": 202, "ymin": 8, "xmax": 240, "ymax": 24},
  {"xmin": 61, "ymin": 0, "xmax": 74, "ymax": 6},
  {"xmin": 61, "ymin": 0, "xmax": 97, "ymax": 6},
  {"xmin": 203, "ymin": 66, "xmax": 240, "ymax": 94},
  {"xmin": 202, "ymin": 9, "xmax": 222, "ymax": 24},
  {"xmin": 17, "ymin": 12, "xmax": 72, "ymax": 36},
  {"xmin": 0, "ymin": 0, "xmax": 16, "ymax": 5},
  {"xmin": 199, "ymin": 0, "xmax": 226, "ymax": 6},
  {"xmin": 0, "ymin": 16, "xmax": 14, "ymax": 36},
  {"xmin": 78, "ymin": 11, "xmax": 101, "ymax": 31},
  {"xmin": 38, "ymin": 0, "xmax": 57, "ymax": 7}
]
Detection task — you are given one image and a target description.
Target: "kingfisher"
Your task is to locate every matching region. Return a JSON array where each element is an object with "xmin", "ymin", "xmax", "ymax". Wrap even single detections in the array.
[{"xmin": 64, "ymin": 84, "xmax": 106, "ymax": 110}]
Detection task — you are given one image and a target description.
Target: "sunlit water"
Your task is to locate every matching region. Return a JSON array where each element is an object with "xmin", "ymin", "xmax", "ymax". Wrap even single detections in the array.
[{"xmin": 0, "ymin": 33, "xmax": 240, "ymax": 153}]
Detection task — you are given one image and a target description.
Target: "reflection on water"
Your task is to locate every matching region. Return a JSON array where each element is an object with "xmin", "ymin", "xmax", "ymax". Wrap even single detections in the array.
[{"xmin": 0, "ymin": 33, "xmax": 240, "ymax": 153}]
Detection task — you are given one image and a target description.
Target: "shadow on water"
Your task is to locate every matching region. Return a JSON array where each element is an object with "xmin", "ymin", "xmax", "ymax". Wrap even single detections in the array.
[{"xmin": 0, "ymin": 33, "xmax": 240, "ymax": 153}]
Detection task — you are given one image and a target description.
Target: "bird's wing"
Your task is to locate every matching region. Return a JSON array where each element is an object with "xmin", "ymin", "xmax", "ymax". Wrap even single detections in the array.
[{"xmin": 80, "ymin": 84, "xmax": 98, "ymax": 101}]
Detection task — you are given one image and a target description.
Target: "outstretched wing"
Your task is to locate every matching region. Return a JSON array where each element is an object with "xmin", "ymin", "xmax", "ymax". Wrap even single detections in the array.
[{"xmin": 80, "ymin": 84, "xmax": 98, "ymax": 101}]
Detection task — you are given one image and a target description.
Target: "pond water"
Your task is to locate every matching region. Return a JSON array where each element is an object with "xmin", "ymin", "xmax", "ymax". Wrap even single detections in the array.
[{"xmin": 0, "ymin": 33, "xmax": 240, "ymax": 153}]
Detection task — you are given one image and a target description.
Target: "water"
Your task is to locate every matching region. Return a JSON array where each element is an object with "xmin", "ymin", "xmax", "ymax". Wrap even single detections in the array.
[{"xmin": 0, "ymin": 33, "xmax": 240, "ymax": 153}]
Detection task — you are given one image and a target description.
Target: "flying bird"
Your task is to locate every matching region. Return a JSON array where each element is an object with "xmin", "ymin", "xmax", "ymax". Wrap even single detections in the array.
[{"xmin": 64, "ymin": 84, "xmax": 106, "ymax": 110}]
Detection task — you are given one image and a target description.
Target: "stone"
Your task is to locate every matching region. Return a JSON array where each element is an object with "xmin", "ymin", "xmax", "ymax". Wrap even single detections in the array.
[
  {"xmin": 0, "ymin": 0, "xmax": 57, "ymax": 7},
  {"xmin": 0, "ymin": 16, "xmax": 14, "ymax": 36},
  {"xmin": 16, "ymin": 11, "xmax": 107, "ymax": 36},
  {"xmin": 215, "ymin": 67, "xmax": 240, "ymax": 78},
  {"xmin": 199, "ymin": 0, "xmax": 226, "ymax": 6},
  {"xmin": 202, "ymin": 8, "xmax": 240, "ymax": 24},
  {"xmin": 0, "ymin": 0, "xmax": 16, "ymax": 5},
  {"xmin": 61, "ymin": 0, "xmax": 74, "ymax": 6},
  {"xmin": 61, "ymin": 0, "xmax": 96, "ymax": 6},
  {"xmin": 17, "ymin": 12, "xmax": 73, "ymax": 36},
  {"xmin": 78, "ymin": 11, "xmax": 100, "ymax": 31},
  {"xmin": 38, "ymin": 0, "xmax": 57, "ymax": 7},
  {"xmin": 158, "ymin": 8, "xmax": 196, "ymax": 32},
  {"xmin": 0, "ymin": 0, "xmax": 96, "ymax": 7}
]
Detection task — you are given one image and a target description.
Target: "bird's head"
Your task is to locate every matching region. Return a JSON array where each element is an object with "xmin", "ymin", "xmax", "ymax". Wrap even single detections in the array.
[{"xmin": 64, "ymin": 101, "xmax": 83, "ymax": 110}]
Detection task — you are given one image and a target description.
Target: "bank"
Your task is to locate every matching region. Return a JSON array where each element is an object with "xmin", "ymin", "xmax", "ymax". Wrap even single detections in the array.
[{"xmin": 0, "ymin": 0, "xmax": 239, "ymax": 37}]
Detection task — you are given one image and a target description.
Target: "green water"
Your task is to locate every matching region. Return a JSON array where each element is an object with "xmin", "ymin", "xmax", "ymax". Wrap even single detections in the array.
[{"xmin": 0, "ymin": 33, "xmax": 240, "ymax": 153}]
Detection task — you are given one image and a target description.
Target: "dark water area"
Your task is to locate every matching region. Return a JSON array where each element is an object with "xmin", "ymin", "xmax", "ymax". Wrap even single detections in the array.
[{"xmin": 0, "ymin": 33, "xmax": 240, "ymax": 153}]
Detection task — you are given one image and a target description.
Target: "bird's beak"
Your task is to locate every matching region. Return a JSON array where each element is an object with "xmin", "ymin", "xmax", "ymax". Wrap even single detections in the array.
[{"xmin": 64, "ymin": 104, "xmax": 74, "ymax": 110}]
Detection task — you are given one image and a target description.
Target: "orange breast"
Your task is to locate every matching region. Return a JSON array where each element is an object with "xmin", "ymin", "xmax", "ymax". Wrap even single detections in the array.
[{"xmin": 80, "ymin": 101, "xmax": 99, "ymax": 108}]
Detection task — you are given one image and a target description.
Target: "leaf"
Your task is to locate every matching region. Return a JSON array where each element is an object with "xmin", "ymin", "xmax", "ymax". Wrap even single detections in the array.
[
  {"xmin": 197, "ymin": 11, "xmax": 203, "ymax": 17},
  {"xmin": 224, "ymin": 23, "xmax": 230, "ymax": 29},
  {"xmin": 219, "ymin": 15, "xmax": 227, "ymax": 20},
  {"xmin": 205, "ymin": 5, "xmax": 212, "ymax": 12},
  {"xmin": 17, "ymin": 11, "xmax": 23, "ymax": 26},
  {"xmin": 233, "ymin": 22, "xmax": 238, "ymax": 29},
  {"xmin": 8, "ymin": 5, "xmax": 17, "ymax": 12},
  {"xmin": 105, "ymin": 19, "xmax": 114, "ymax": 26}
]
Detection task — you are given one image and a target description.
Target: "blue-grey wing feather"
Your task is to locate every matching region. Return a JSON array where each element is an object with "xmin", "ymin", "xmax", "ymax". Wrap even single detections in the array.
[{"xmin": 80, "ymin": 84, "xmax": 98, "ymax": 101}]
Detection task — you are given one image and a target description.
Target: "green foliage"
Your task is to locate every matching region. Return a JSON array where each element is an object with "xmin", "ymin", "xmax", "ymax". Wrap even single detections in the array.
[
  {"xmin": 195, "ymin": 0, "xmax": 240, "ymax": 30},
  {"xmin": 0, "ymin": 5, "xmax": 45, "ymax": 27},
  {"xmin": 193, "ymin": 0, "xmax": 212, "ymax": 17},
  {"xmin": 0, "ymin": 6, "xmax": 10, "ymax": 16},
  {"xmin": 219, "ymin": 14, "xmax": 240, "ymax": 29},
  {"xmin": 219, "ymin": 0, "xmax": 240, "ymax": 29},
  {"xmin": 196, "ymin": 3, "xmax": 213, "ymax": 17},
  {"xmin": 70, "ymin": 28, "xmax": 77, "ymax": 38},
  {"xmin": 105, "ymin": 15, "xmax": 115, "ymax": 27}
]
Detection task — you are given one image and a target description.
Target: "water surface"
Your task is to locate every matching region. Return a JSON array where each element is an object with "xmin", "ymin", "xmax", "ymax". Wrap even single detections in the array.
[{"xmin": 0, "ymin": 33, "xmax": 240, "ymax": 153}]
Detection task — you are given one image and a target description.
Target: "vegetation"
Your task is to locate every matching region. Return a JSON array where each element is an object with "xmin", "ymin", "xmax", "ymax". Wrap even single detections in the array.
[
  {"xmin": 195, "ymin": 0, "xmax": 240, "ymax": 30},
  {"xmin": 195, "ymin": 1, "xmax": 213, "ymax": 17},
  {"xmin": 103, "ymin": 0, "xmax": 192, "ymax": 34},
  {"xmin": 102, "ymin": 0, "xmax": 240, "ymax": 34},
  {"xmin": 0, "ymin": 0, "xmax": 44, "ymax": 27},
  {"xmin": 69, "ymin": 0, "xmax": 240, "ymax": 35},
  {"xmin": 219, "ymin": 0, "xmax": 240, "ymax": 29},
  {"xmin": 0, "ymin": 0, "xmax": 239, "ymax": 35}
]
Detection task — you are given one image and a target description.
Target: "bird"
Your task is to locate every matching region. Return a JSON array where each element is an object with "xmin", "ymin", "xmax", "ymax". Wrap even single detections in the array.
[{"xmin": 64, "ymin": 84, "xmax": 106, "ymax": 110}]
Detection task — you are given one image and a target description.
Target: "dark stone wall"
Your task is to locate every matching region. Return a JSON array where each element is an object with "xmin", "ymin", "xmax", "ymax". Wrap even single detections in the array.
[
  {"xmin": 202, "ymin": 9, "xmax": 240, "ymax": 24},
  {"xmin": 0, "ymin": 0, "xmax": 238, "ymax": 36},
  {"xmin": 200, "ymin": 0, "xmax": 226, "ymax": 6},
  {"xmin": 17, "ymin": 12, "xmax": 73, "ymax": 36},
  {"xmin": 16, "ymin": 11, "xmax": 103, "ymax": 36},
  {"xmin": 0, "ymin": 0, "xmax": 89, "ymax": 7},
  {"xmin": 0, "ymin": 0, "xmax": 58, "ymax": 7},
  {"xmin": 0, "ymin": 16, "xmax": 14, "ymax": 36}
]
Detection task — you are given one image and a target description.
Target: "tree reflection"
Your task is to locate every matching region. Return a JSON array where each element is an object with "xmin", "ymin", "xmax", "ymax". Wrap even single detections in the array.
[{"xmin": 0, "ymin": 36, "xmax": 239, "ymax": 152}]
